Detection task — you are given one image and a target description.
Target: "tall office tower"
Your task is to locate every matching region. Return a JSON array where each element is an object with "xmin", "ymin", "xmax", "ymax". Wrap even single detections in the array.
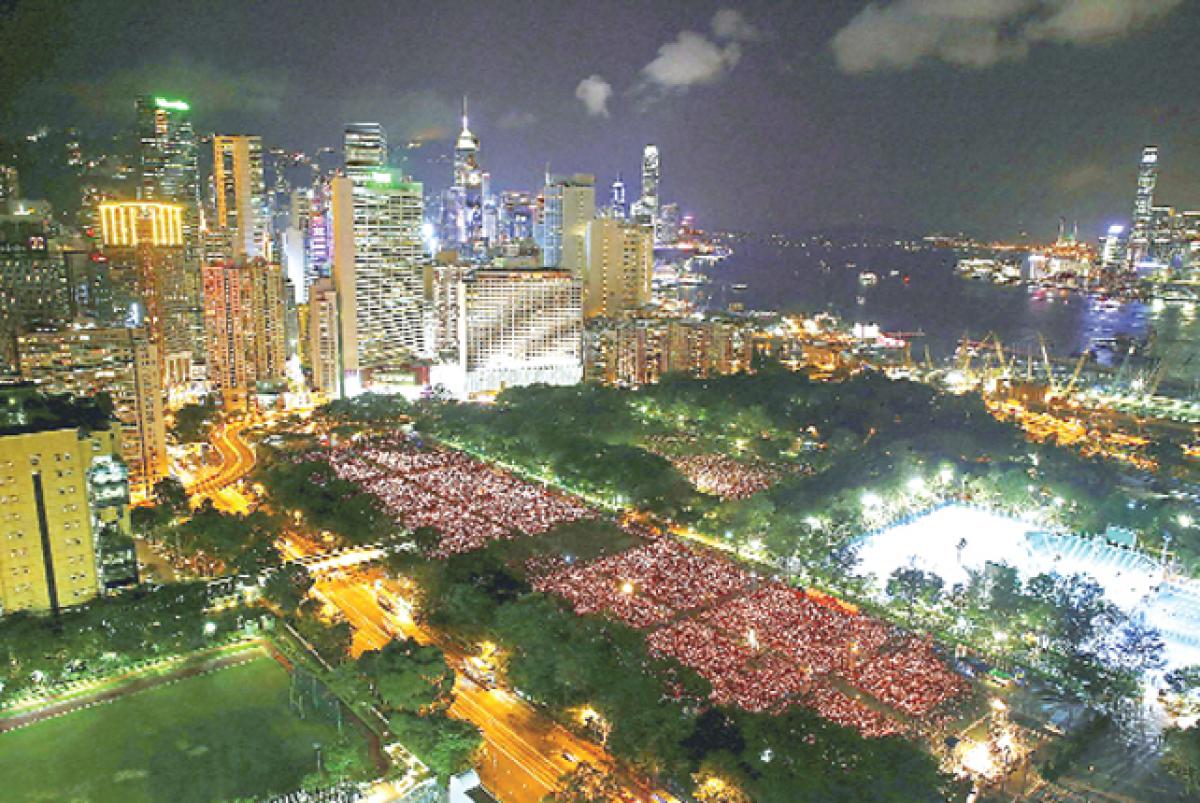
[
  {"xmin": 631, "ymin": 144, "xmax": 660, "ymax": 237},
  {"xmin": 135, "ymin": 96, "xmax": 200, "ymax": 249},
  {"xmin": 212, "ymin": 135, "xmax": 268, "ymax": 261},
  {"xmin": 307, "ymin": 277, "xmax": 341, "ymax": 397},
  {"xmin": 610, "ymin": 175, "xmax": 626, "ymax": 220},
  {"xmin": 307, "ymin": 180, "xmax": 333, "ymax": 286},
  {"xmin": 97, "ymin": 200, "xmax": 199, "ymax": 387},
  {"xmin": 1129, "ymin": 145, "xmax": 1159, "ymax": 265},
  {"xmin": 0, "ymin": 204, "xmax": 73, "ymax": 363},
  {"xmin": 0, "ymin": 388, "xmax": 132, "ymax": 614},
  {"xmin": 17, "ymin": 326, "xmax": 166, "ymax": 502},
  {"xmin": 1099, "ymin": 224, "xmax": 1129, "ymax": 283},
  {"xmin": 441, "ymin": 99, "xmax": 487, "ymax": 255},
  {"xmin": 429, "ymin": 268, "xmax": 583, "ymax": 398},
  {"xmin": 540, "ymin": 174, "xmax": 596, "ymax": 272},
  {"xmin": 344, "ymin": 123, "xmax": 388, "ymax": 181},
  {"xmin": 0, "ymin": 163, "xmax": 18, "ymax": 203},
  {"xmin": 499, "ymin": 191, "xmax": 534, "ymax": 242},
  {"xmin": 283, "ymin": 188, "xmax": 312, "ymax": 302},
  {"xmin": 202, "ymin": 260, "xmax": 288, "ymax": 404},
  {"xmin": 331, "ymin": 168, "xmax": 426, "ymax": 394},
  {"xmin": 583, "ymin": 218, "xmax": 653, "ymax": 318}
]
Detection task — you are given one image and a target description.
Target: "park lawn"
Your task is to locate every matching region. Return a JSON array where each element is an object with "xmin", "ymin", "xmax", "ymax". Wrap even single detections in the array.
[{"xmin": 0, "ymin": 655, "xmax": 356, "ymax": 803}]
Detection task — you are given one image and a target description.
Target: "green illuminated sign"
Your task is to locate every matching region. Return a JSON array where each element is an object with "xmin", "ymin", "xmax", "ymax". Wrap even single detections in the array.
[{"xmin": 154, "ymin": 97, "xmax": 190, "ymax": 112}]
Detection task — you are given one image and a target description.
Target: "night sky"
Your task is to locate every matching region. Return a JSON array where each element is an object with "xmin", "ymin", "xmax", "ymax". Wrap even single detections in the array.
[{"xmin": 2, "ymin": 0, "xmax": 1199, "ymax": 239}]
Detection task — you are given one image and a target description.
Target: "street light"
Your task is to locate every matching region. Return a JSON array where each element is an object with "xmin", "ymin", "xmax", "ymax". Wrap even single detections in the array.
[{"xmin": 907, "ymin": 477, "xmax": 925, "ymax": 494}]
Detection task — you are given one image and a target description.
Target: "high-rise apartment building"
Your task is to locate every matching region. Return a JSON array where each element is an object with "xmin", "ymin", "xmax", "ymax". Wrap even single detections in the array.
[
  {"xmin": 584, "ymin": 218, "xmax": 652, "ymax": 318},
  {"xmin": 540, "ymin": 174, "xmax": 595, "ymax": 273},
  {"xmin": 430, "ymin": 268, "xmax": 583, "ymax": 398},
  {"xmin": 331, "ymin": 163, "xmax": 426, "ymax": 394},
  {"xmin": 307, "ymin": 277, "xmax": 341, "ymax": 397},
  {"xmin": 0, "ymin": 388, "xmax": 132, "ymax": 615},
  {"xmin": 202, "ymin": 260, "xmax": 288, "ymax": 403},
  {"xmin": 212, "ymin": 135, "xmax": 268, "ymax": 261},
  {"xmin": 16, "ymin": 326, "xmax": 166, "ymax": 502},
  {"xmin": 0, "ymin": 204, "xmax": 73, "ymax": 365}
]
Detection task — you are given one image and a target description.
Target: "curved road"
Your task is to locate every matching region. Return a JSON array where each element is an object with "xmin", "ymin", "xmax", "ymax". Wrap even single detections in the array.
[{"xmin": 187, "ymin": 421, "xmax": 256, "ymax": 511}]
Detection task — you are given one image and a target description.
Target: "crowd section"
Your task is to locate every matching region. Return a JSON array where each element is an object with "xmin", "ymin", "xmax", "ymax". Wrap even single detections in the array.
[
  {"xmin": 531, "ymin": 538, "xmax": 752, "ymax": 627},
  {"xmin": 667, "ymin": 453, "xmax": 781, "ymax": 500},
  {"xmin": 316, "ymin": 435, "xmax": 970, "ymax": 737},
  {"xmin": 537, "ymin": 548, "xmax": 969, "ymax": 736},
  {"xmin": 322, "ymin": 436, "xmax": 593, "ymax": 556}
]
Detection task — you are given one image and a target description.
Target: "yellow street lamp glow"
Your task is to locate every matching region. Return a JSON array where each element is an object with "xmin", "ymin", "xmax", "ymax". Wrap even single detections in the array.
[{"xmin": 620, "ymin": 580, "xmax": 635, "ymax": 595}]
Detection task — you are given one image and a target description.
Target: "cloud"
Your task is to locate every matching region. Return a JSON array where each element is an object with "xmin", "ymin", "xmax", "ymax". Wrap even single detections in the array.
[
  {"xmin": 712, "ymin": 8, "xmax": 761, "ymax": 41},
  {"xmin": 831, "ymin": 0, "xmax": 1182, "ymax": 74},
  {"xmin": 497, "ymin": 110, "xmax": 537, "ymax": 130},
  {"xmin": 575, "ymin": 75, "xmax": 613, "ymax": 117},
  {"xmin": 642, "ymin": 31, "xmax": 742, "ymax": 89},
  {"xmin": 1027, "ymin": 0, "xmax": 1183, "ymax": 45},
  {"xmin": 637, "ymin": 8, "xmax": 760, "ymax": 95}
]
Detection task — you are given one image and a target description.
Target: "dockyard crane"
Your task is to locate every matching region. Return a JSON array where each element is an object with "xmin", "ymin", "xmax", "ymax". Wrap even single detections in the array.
[
  {"xmin": 1038, "ymin": 334, "xmax": 1058, "ymax": 395},
  {"xmin": 1061, "ymin": 353, "xmax": 1089, "ymax": 399}
]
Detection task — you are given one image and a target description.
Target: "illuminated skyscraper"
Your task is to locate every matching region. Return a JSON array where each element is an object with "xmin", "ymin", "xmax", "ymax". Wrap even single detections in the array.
[
  {"xmin": 540, "ymin": 174, "xmax": 595, "ymax": 273},
  {"xmin": 135, "ymin": 96, "xmax": 200, "ymax": 248},
  {"xmin": 344, "ymin": 123, "xmax": 387, "ymax": 181},
  {"xmin": 1129, "ymin": 145, "xmax": 1159, "ymax": 264},
  {"xmin": 441, "ymin": 98, "xmax": 487, "ymax": 256},
  {"xmin": 610, "ymin": 175, "xmax": 626, "ymax": 220},
  {"xmin": 212, "ymin": 135, "xmax": 268, "ymax": 261},
  {"xmin": 331, "ymin": 165, "xmax": 426, "ymax": 394},
  {"xmin": 631, "ymin": 144, "xmax": 660, "ymax": 238}
]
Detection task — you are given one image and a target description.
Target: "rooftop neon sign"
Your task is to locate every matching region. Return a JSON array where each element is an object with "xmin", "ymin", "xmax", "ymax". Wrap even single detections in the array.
[{"xmin": 154, "ymin": 97, "xmax": 190, "ymax": 111}]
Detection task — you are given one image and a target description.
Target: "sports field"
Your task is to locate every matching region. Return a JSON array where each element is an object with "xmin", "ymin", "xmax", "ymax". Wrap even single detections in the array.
[{"xmin": 0, "ymin": 654, "xmax": 359, "ymax": 803}]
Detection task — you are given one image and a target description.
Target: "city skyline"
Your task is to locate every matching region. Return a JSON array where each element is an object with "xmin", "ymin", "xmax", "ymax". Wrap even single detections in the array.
[{"xmin": 3, "ymin": 0, "xmax": 1200, "ymax": 239}]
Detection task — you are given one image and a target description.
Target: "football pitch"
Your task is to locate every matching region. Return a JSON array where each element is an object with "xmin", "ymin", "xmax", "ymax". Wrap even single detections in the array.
[{"xmin": 0, "ymin": 653, "xmax": 357, "ymax": 803}]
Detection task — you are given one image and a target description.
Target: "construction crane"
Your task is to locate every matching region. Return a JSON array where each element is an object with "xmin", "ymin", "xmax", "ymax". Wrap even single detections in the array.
[{"xmin": 1060, "ymin": 352, "xmax": 1089, "ymax": 399}]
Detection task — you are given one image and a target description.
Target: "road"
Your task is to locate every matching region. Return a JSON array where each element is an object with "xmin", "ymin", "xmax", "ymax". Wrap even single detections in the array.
[
  {"xmin": 186, "ymin": 420, "xmax": 256, "ymax": 512},
  {"xmin": 312, "ymin": 576, "xmax": 649, "ymax": 803},
  {"xmin": 189, "ymin": 420, "xmax": 256, "ymax": 496}
]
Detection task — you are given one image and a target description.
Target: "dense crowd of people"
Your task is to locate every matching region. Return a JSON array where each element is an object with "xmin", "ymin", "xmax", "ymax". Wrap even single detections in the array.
[
  {"xmin": 531, "ymin": 538, "xmax": 752, "ymax": 627},
  {"xmin": 323, "ymin": 436, "xmax": 593, "ymax": 556},
  {"xmin": 668, "ymin": 453, "xmax": 780, "ymax": 500},
  {"xmin": 536, "ymin": 545, "xmax": 969, "ymax": 736},
  {"xmin": 316, "ymin": 434, "xmax": 970, "ymax": 737}
]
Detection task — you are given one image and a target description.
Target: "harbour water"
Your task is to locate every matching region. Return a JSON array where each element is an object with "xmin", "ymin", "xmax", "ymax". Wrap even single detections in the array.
[{"xmin": 693, "ymin": 236, "xmax": 1200, "ymax": 391}]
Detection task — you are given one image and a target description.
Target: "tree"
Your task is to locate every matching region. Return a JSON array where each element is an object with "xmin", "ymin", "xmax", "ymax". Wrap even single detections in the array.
[
  {"xmin": 1163, "ymin": 724, "xmax": 1200, "ymax": 794},
  {"xmin": 173, "ymin": 400, "xmax": 220, "ymax": 443},
  {"xmin": 261, "ymin": 564, "xmax": 314, "ymax": 615},
  {"xmin": 388, "ymin": 710, "xmax": 482, "ymax": 780},
  {"xmin": 356, "ymin": 638, "xmax": 453, "ymax": 713},
  {"xmin": 153, "ymin": 477, "xmax": 191, "ymax": 516},
  {"xmin": 886, "ymin": 566, "xmax": 944, "ymax": 620},
  {"xmin": 544, "ymin": 763, "xmax": 625, "ymax": 802}
]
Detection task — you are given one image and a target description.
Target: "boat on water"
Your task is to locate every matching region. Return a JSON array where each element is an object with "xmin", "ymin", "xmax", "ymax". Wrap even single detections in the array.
[
  {"xmin": 858, "ymin": 271, "xmax": 879, "ymax": 286},
  {"xmin": 731, "ymin": 283, "xmax": 748, "ymax": 292}
]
